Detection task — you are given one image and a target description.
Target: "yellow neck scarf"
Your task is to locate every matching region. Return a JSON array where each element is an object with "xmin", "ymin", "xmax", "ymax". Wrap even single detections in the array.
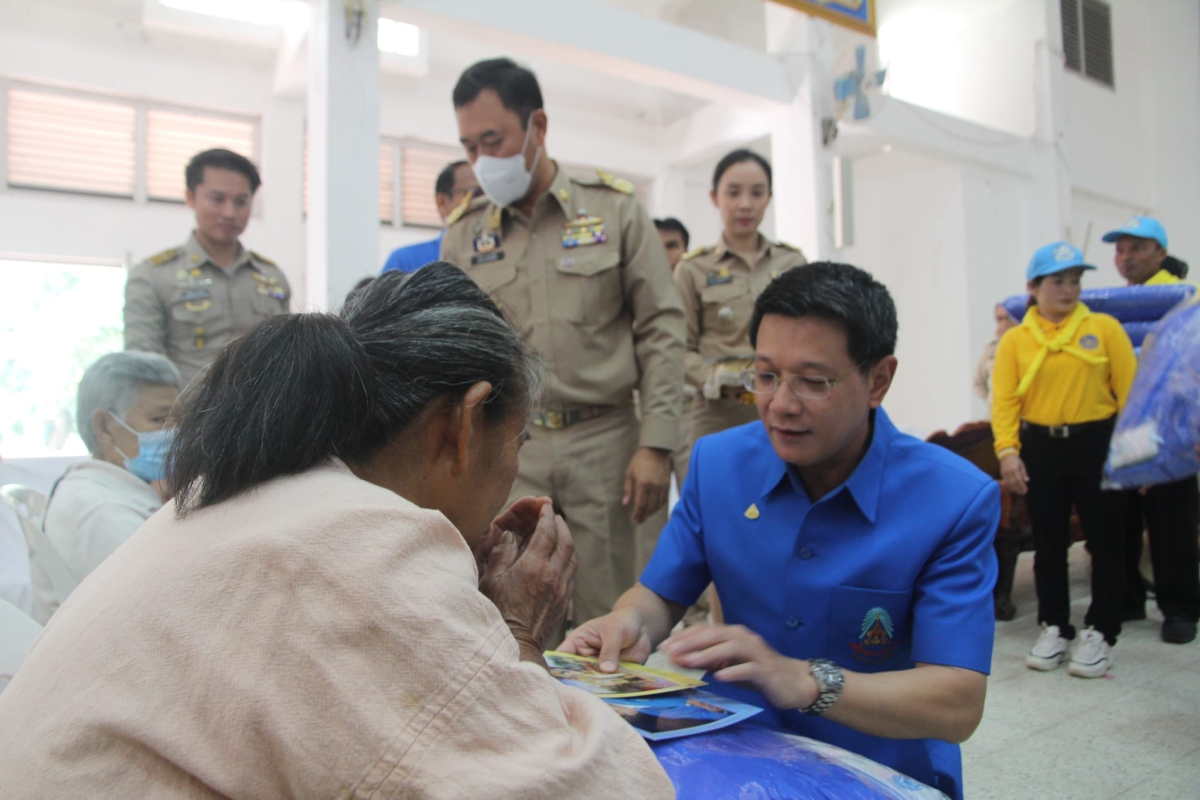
[{"xmin": 1015, "ymin": 302, "xmax": 1107, "ymax": 397}]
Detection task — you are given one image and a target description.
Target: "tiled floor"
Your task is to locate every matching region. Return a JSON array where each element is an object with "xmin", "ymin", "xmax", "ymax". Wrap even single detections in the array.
[{"xmin": 963, "ymin": 544, "xmax": 1200, "ymax": 799}]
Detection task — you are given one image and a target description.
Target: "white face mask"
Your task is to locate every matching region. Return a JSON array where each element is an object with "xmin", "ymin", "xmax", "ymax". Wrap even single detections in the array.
[{"xmin": 472, "ymin": 115, "xmax": 542, "ymax": 208}]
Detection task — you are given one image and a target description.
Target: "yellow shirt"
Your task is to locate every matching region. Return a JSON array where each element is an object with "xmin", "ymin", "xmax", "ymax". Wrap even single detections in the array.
[
  {"xmin": 1144, "ymin": 268, "xmax": 1181, "ymax": 286},
  {"xmin": 991, "ymin": 304, "xmax": 1137, "ymax": 455}
]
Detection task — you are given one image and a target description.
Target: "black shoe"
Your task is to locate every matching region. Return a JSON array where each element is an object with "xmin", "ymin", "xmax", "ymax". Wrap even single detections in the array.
[
  {"xmin": 1122, "ymin": 605, "xmax": 1147, "ymax": 622},
  {"xmin": 1162, "ymin": 617, "xmax": 1197, "ymax": 644}
]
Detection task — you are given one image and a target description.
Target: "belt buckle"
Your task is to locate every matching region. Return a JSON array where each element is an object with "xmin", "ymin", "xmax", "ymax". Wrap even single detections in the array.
[
  {"xmin": 1049, "ymin": 425, "xmax": 1070, "ymax": 439},
  {"xmin": 544, "ymin": 411, "xmax": 565, "ymax": 430}
]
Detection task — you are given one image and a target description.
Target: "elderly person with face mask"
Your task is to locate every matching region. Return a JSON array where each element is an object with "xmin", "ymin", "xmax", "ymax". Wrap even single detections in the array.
[
  {"xmin": 0, "ymin": 264, "xmax": 673, "ymax": 799},
  {"xmin": 34, "ymin": 352, "xmax": 180, "ymax": 619}
]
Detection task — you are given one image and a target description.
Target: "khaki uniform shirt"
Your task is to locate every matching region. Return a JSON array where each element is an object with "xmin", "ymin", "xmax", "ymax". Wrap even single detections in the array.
[
  {"xmin": 675, "ymin": 236, "xmax": 806, "ymax": 398},
  {"xmin": 124, "ymin": 232, "xmax": 291, "ymax": 386},
  {"xmin": 441, "ymin": 165, "xmax": 686, "ymax": 451}
]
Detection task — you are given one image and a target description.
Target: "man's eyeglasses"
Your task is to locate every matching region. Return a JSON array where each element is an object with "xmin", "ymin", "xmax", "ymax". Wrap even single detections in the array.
[{"xmin": 739, "ymin": 364, "xmax": 867, "ymax": 401}]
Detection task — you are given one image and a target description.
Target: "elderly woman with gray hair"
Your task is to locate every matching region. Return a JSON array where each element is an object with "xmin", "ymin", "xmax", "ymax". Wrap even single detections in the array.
[
  {"xmin": 36, "ymin": 351, "xmax": 180, "ymax": 616},
  {"xmin": 0, "ymin": 264, "xmax": 673, "ymax": 798}
]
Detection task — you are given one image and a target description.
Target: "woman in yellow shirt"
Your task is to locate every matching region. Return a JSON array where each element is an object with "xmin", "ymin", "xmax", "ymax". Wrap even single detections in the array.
[{"xmin": 992, "ymin": 242, "xmax": 1137, "ymax": 679}]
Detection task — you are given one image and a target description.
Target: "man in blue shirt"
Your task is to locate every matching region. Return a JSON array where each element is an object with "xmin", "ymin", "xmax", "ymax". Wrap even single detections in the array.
[
  {"xmin": 380, "ymin": 160, "xmax": 479, "ymax": 274},
  {"xmin": 561, "ymin": 263, "xmax": 999, "ymax": 799}
]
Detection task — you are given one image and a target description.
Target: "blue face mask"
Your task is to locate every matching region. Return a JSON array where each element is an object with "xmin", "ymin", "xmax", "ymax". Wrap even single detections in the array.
[{"xmin": 110, "ymin": 413, "xmax": 175, "ymax": 484}]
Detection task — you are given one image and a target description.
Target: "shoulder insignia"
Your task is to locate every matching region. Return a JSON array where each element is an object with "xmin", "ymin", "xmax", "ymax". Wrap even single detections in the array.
[
  {"xmin": 146, "ymin": 247, "xmax": 182, "ymax": 267},
  {"xmin": 596, "ymin": 169, "xmax": 634, "ymax": 195},
  {"xmin": 776, "ymin": 240, "xmax": 802, "ymax": 252},
  {"xmin": 249, "ymin": 250, "xmax": 277, "ymax": 267},
  {"xmin": 681, "ymin": 246, "xmax": 712, "ymax": 262},
  {"xmin": 447, "ymin": 194, "xmax": 488, "ymax": 227}
]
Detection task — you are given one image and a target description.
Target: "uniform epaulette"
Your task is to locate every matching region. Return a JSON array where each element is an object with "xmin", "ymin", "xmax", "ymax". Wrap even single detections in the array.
[
  {"xmin": 447, "ymin": 194, "xmax": 488, "ymax": 227},
  {"xmin": 775, "ymin": 240, "xmax": 803, "ymax": 253},
  {"xmin": 681, "ymin": 246, "xmax": 712, "ymax": 261},
  {"xmin": 249, "ymin": 250, "xmax": 277, "ymax": 267},
  {"xmin": 146, "ymin": 247, "xmax": 182, "ymax": 266},
  {"xmin": 595, "ymin": 169, "xmax": 634, "ymax": 195}
]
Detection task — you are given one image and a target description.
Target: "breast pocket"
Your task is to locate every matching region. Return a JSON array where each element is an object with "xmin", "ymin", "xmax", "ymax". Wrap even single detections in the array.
[
  {"xmin": 469, "ymin": 259, "xmax": 527, "ymax": 328},
  {"xmin": 251, "ymin": 293, "xmax": 287, "ymax": 317},
  {"xmin": 555, "ymin": 247, "xmax": 622, "ymax": 326},
  {"xmin": 699, "ymin": 282, "xmax": 751, "ymax": 335},
  {"xmin": 827, "ymin": 585, "xmax": 913, "ymax": 673}
]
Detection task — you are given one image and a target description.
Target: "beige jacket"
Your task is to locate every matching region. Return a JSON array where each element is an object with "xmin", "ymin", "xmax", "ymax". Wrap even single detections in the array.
[
  {"xmin": 674, "ymin": 236, "xmax": 806, "ymax": 399},
  {"xmin": 124, "ymin": 232, "xmax": 290, "ymax": 387},
  {"xmin": 0, "ymin": 461, "xmax": 673, "ymax": 799},
  {"xmin": 441, "ymin": 165, "xmax": 686, "ymax": 451}
]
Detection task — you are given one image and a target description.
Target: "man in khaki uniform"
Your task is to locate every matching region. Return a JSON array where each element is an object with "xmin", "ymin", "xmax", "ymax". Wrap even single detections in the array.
[
  {"xmin": 443, "ymin": 58, "xmax": 685, "ymax": 624},
  {"xmin": 676, "ymin": 238, "xmax": 805, "ymax": 441},
  {"xmin": 124, "ymin": 149, "xmax": 290, "ymax": 388}
]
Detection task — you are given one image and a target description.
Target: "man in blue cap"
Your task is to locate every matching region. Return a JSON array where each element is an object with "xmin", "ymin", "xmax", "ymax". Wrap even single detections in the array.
[
  {"xmin": 1103, "ymin": 215, "xmax": 1199, "ymax": 644},
  {"xmin": 1103, "ymin": 215, "xmax": 1176, "ymax": 287}
]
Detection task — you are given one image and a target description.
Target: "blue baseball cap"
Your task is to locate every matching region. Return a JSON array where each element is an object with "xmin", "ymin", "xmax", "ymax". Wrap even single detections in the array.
[
  {"xmin": 1027, "ymin": 241, "xmax": 1096, "ymax": 281},
  {"xmin": 1101, "ymin": 215, "xmax": 1168, "ymax": 249}
]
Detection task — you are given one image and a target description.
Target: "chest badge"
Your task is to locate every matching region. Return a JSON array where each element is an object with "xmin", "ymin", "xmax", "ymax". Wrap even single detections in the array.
[
  {"xmin": 849, "ymin": 607, "xmax": 897, "ymax": 664},
  {"xmin": 718, "ymin": 306, "xmax": 735, "ymax": 321},
  {"xmin": 706, "ymin": 266, "xmax": 733, "ymax": 286},
  {"xmin": 744, "ymin": 503, "xmax": 760, "ymax": 520},
  {"xmin": 1079, "ymin": 334, "xmax": 1099, "ymax": 350},
  {"xmin": 473, "ymin": 231, "xmax": 501, "ymax": 254},
  {"xmin": 561, "ymin": 212, "xmax": 607, "ymax": 248}
]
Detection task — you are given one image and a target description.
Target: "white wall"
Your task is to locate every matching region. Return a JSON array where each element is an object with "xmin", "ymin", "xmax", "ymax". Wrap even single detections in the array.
[
  {"xmin": 842, "ymin": 149, "xmax": 974, "ymax": 437},
  {"xmin": 876, "ymin": 0, "xmax": 1044, "ymax": 138},
  {"xmin": 0, "ymin": 0, "xmax": 666, "ymax": 308}
]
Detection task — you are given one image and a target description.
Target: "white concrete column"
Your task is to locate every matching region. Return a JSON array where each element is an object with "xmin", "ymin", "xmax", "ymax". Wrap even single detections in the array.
[
  {"xmin": 258, "ymin": 97, "xmax": 306, "ymax": 308},
  {"xmin": 1029, "ymin": 0, "xmax": 1072, "ymax": 247},
  {"xmin": 765, "ymin": 9, "xmax": 836, "ymax": 260},
  {"xmin": 306, "ymin": 0, "xmax": 380, "ymax": 311}
]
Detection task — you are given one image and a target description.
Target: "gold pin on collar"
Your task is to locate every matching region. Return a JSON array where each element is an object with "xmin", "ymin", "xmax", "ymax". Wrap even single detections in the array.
[{"xmin": 745, "ymin": 503, "xmax": 760, "ymax": 520}]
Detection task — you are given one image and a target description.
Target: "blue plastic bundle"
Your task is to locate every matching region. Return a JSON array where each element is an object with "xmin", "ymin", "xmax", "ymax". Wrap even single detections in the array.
[
  {"xmin": 1104, "ymin": 294, "xmax": 1200, "ymax": 489},
  {"xmin": 1002, "ymin": 285, "xmax": 1195, "ymax": 332},
  {"xmin": 652, "ymin": 722, "xmax": 947, "ymax": 799}
]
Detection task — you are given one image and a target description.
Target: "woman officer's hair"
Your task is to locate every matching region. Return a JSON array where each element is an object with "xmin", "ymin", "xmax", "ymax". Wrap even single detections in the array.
[
  {"xmin": 168, "ymin": 262, "xmax": 542, "ymax": 515},
  {"xmin": 712, "ymin": 149, "xmax": 773, "ymax": 192}
]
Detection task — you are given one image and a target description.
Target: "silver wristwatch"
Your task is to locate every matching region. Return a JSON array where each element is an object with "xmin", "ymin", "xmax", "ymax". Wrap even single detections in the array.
[{"xmin": 800, "ymin": 658, "xmax": 844, "ymax": 716}]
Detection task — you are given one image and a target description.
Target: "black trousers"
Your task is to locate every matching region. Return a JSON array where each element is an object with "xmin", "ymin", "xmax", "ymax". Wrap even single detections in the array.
[
  {"xmin": 1022, "ymin": 420, "xmax": 1126, "ymax": 644},
  {"xmin": 1124, "ymin": 476, "xmax": 1200, "ymax": 623}
]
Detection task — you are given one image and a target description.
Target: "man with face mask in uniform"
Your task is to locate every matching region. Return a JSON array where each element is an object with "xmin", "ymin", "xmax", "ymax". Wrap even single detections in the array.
[{"xmin": 441, "ymin": 58, "xmax": 686, "ymax": 626}]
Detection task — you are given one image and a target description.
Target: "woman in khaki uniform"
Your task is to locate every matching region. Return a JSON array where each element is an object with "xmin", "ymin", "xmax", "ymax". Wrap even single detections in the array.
[{"xmin": 675, "ymin": 150, "xmax": 807, "ymax": 442}]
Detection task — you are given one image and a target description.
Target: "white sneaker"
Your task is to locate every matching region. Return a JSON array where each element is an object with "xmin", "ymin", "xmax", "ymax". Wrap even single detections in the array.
[
  {"xmin": 1025, "ymin": 624, "xmax": 1069, "ymax": 671},
  {"xmin": 1068, "ymin": 627, "xmax": 1113, "ymax": 678}
]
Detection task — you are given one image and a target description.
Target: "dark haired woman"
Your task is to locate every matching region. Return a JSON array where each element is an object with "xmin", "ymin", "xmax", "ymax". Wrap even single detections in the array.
[
  {"xmin": 675, "ymin": 149, "xmax": 807, "ymax": 444},
  {"xmin": 992, "ymin": 242, "xmax": 1136, "ymax": 679},
  {"xmin": 0, "ymin": 264, "xmax": 673, "ymax": 798}
]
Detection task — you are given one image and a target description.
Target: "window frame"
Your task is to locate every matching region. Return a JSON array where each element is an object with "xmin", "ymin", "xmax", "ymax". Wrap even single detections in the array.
[{"xmin": 0, "ymin": 78, "xmax": 261, "ymax": 208}]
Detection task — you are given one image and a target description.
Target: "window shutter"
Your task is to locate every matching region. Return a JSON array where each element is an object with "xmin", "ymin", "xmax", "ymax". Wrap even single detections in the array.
[
  {"xmin": 379, "ymin": 142, "xmax": 395, "ymax": 225},
  {"xmin": 1081, "ymin": 0, "xmax": 1114, "ymax": 88},
  {"xmin": 401, "ymin": 146, "xmax": 452, "ymax": 228},
  {"xmin": 1060, "ymin": 0, "xmax": 1082, "ymax": 72},
  {"xmin": 6, "ymin": 88, "xmax": 136, "ymax": 197},
  {"xmin": 146, "ymin": 109, "xmax": 257, "ymax": 201}
]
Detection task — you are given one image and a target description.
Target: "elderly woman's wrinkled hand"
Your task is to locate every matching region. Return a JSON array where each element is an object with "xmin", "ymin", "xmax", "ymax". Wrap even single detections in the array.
[
  {"xmin": 479, "ymin": 503, "xmax": 577, "ymax": 650},
  {"xmin": 472, "ymin": 496, "xmax": 552, "ymax": 575}
]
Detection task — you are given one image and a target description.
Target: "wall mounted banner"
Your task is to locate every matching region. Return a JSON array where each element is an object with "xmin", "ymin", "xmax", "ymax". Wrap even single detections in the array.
[{"xmin": 768, "ymin": 0, "xmax": 877, "ymax": 37}]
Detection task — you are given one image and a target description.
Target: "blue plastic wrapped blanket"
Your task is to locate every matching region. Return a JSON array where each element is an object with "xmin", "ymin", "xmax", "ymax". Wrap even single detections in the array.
[
  {"xmin": 1104, "ymin": 294, "xmax": 1200, "ymax": 488},
  {"xmin": 651, "ymin": 722, "xmax": 948, "ymax": 799}
]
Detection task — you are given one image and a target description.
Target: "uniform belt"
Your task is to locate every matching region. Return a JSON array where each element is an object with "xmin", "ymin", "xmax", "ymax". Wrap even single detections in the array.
[
  {"xmin": 1021, "ymin": 418, "xmax": 1114, "ymax": 440},
  {"xmin": 530, "ymin": 405, "xmax": 615, "ymax": 430}
]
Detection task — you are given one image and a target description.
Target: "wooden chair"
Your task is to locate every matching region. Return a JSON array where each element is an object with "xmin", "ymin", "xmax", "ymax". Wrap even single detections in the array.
[{"xmin": 926, "ymin": 422, "xmax": 1084, "ymax": 621}]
